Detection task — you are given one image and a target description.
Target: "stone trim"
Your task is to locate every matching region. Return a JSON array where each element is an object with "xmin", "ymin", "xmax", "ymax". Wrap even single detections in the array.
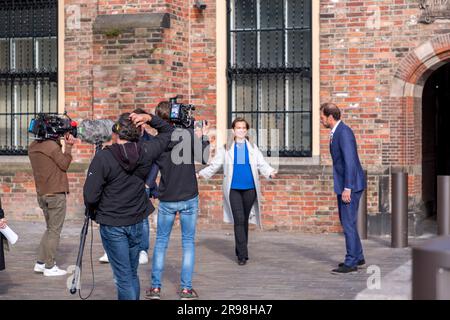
[
  {"xmin": 0, "ymin": 162, "xmax": 88, "ymax": 173},
  {"xmin": 93, "ymin": 13, "xmax": 170, "ymax": 34},
  {"xmin": 392, "ymin": 34, "xmax": 450, "ymax": 97}
]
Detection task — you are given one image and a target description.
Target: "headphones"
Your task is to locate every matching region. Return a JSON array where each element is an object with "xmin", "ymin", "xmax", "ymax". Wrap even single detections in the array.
[
  {"xmin": 112, "ymin": 122, "xmax": 134, "ymax": 140},
  {"xmin": 112, "ymin": 123, "xmax": 121, "ymax": 134}
]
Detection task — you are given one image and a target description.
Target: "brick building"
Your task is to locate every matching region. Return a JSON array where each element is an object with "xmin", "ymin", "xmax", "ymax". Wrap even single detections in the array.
[{"xmin": 0, "ymin": 0, "xmax": 449, "ymax": 234}]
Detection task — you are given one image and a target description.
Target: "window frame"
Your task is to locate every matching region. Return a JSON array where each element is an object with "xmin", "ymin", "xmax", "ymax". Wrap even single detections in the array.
[
  {"xmin": 0, "ymin": 0, "xmax": 59, "ymax": 156},
  {"xmin": 227, "ymin": 0, "xmax": 313, "ymax": 158}
]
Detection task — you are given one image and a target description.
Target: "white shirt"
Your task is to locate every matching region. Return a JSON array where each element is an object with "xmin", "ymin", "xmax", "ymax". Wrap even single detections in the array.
[{"xmin": 330, "ymin": 120, "xmax": 341, "ymax": 139}]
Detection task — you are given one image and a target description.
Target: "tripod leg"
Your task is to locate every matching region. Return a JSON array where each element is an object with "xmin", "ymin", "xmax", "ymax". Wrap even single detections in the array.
[{"xmin": 69, "ymin": 215, "xmax": 90, "ymax": 294}]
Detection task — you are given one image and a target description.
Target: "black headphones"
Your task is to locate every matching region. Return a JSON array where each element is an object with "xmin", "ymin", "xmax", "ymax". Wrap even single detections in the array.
[
  {"xmin": 112, "ymin": 123, "xmax": 121, "ymax": 134},
  {"xmin": 112, "ymin": 122, "xmax": 134, "ymax": 140}
]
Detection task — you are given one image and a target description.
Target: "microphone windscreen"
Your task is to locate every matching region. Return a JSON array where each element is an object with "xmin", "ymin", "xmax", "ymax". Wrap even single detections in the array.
[{"xmin": 78, "ymin": 119, "xmax": 114, "ymax": 145}]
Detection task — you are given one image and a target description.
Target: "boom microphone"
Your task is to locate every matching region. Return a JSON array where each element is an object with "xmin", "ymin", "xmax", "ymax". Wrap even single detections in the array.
[
  {"xmin": 77, "ymin": 119, "xmax": 114, "ymax": 145},
  {"xmin": 69, "ymin": 119, "xmax": 114, "ymax": 298}
]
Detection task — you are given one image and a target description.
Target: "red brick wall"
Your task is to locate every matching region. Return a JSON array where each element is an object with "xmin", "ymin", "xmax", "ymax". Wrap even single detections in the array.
[
  {"xmin": 319, "ymin": 0, "xmax": 450, "ymax": 211},
  {"xmin": 0, "ymin": 167, "xmax": 86, "ymax": 221},
  {"xmin": 319, "ymin": 0, "xmax": 450, "ymax": 161},
  {"xmin": 65, "ymin": 0, "xmax": 99, "ymax": 162},
  {"xmin": 2, "ymin": 1, "xmax": 450, "ymax": 233},
  {"xmin": 197, "ymin": 172, "xmax": 341, "ymax": 233}
]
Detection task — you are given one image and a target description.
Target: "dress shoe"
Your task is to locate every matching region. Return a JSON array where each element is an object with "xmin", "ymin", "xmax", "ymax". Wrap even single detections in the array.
[
  {"xmin": 238, "ymin": 259, "xmax": 247, "ymax": 266},
  {"xmin": 331, "ymin": 265, "xmax": 357, "ymax": 274},
  {"xmin": 338, "ymin": 259, "xmax": 365, "ymax": 268}
]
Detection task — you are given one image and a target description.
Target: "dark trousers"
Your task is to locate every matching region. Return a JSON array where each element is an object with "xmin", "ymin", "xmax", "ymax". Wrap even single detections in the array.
[
  {"xmin": 229, "ymin": 189, "xmax": 256, "ymax": 260},
  {"xmin": 337, "ymin": 191, "xmax": 365, "ymax": 267},
  {"xmin": 0, "ymin": 235, "xmax": 5, "ymax": 271}
]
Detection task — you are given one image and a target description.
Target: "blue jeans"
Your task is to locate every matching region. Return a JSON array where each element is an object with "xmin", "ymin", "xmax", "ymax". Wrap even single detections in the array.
[
  {"xmin": 151, "ymin": 195, "xmax": 198, "ymax": 290},
  {"xmin": 140, "ymin": 188, "xmax": 151, "ymax": 253},
  {"xmin": 100, "ymin": 221, "xmax": 143, "ymax": 300},
  {"xmin": 140, "ymin": 217, "xmax": 150, "ymax": 253}
]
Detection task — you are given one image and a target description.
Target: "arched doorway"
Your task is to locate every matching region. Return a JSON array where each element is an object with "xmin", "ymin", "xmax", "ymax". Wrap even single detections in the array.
[
  {"xmin": 390, "ymin": 34, "xmax": 450, "ymax": 235},
  {"xmin": 422, "ymin": 62, "xmax": 450, "ymax": 218}
]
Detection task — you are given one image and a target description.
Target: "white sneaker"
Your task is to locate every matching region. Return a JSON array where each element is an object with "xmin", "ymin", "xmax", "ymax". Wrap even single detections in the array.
[
  {"xmin": 139, "ymin": 251, "xmax": 148, "ymax": 265},
  {"xmin": 43, "ymin": 265, "xmax": 67, "ymax": 277},
  {"xmin": 34, "ymin": 262, "xmax": 45, "ymax": 273},
  {"xmin": 99, "ymin": 252, "xmax": 109, "ymax": 263}
]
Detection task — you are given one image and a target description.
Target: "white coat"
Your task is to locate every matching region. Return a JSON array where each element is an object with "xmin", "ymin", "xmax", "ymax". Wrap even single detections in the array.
[{"xmin": 199, "ymin": 140, "xmax": 275, "ymax": 229}]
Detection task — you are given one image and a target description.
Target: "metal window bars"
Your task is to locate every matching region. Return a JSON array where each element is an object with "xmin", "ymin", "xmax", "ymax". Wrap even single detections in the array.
[
  {"xmin": 227, "ymin": 0, "xmax": 312, "ymax": 157},
  {"xmin": 0, "ymin": 0, "xmax": 58, "ymax": 155}
]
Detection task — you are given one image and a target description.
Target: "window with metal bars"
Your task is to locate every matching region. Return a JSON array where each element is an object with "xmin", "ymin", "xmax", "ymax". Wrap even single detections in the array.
[
  {"xmin": 0, "ymin": 0, "xmax": 58, "ymax": 155},
  {"xmin": 228, "ymin": 0, "xmax": 312, "ymax": 157}
]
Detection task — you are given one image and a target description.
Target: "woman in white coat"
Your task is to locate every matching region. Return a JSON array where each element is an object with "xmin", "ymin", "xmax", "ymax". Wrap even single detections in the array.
[
  {"xmin": 198, "ymin": 118, "xmax": 276, "ymax": 265},
  {"xmin": 1, "ymin": 197, "xmax": 7, "ymax": 271}
]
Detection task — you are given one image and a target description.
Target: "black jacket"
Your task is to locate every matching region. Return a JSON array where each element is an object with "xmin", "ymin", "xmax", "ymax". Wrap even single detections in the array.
[
  {"xmin": 0, "ymin": 201, "xmax": 5, "ymax": 271},
  {"xmin": 156, "ymin": 127, "xmax": 210, "ymax": 202},
  {"xmin": 83, "ymin": 115, "xmax": 173, "ymax": 227}
]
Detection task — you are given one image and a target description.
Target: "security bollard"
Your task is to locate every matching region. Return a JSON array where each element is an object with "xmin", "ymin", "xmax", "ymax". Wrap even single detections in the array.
[
  {"xmin": 391, "ymin": 172, "xmax": 408, "ymax": 248},
  {"xmin": 437, "ymin": 176, "xmax": 450, "ymax": 236}
]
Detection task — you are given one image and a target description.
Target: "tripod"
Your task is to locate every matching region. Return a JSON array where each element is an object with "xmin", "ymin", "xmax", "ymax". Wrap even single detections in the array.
[
  {"xmin": 69, "ymin": 142, "xmax": 103, "ymax": 296},
  {"xmin": 69, "ymin": 208, "xmax": 92, "ymax": 294}
]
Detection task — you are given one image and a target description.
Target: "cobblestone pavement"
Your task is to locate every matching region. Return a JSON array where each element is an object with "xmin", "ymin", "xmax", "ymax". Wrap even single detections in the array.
[{"xmin": 0, "ymin": 220, "xmax": 425, "ymax": 300}]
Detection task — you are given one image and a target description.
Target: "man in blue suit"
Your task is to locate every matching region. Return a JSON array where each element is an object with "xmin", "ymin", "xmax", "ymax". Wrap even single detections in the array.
[{"xmin": 320, "ymin": 103, "xmax": 366, "ymax": 273}]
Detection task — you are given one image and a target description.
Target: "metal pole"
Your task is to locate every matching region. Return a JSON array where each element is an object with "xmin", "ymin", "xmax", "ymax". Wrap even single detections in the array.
[
  {"xmin": 391, "ymin": 172, "xmax": 408, "ymax": 248},
  {"xmin": 357, "ymin": 170, "xmax": 368, "ymax": 240},
  {"xmin": 412, "ymin": 236, "xmax": 450, "ymax": 300},
  {"xmin": 437, "ymin": 176, "xmax": 450, "ymax": 236}
]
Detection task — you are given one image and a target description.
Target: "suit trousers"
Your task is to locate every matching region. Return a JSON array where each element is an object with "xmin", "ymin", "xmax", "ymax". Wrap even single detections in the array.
[{"xmin": 337, "ymin": 191, "xmax": 365, "ymax": 267}]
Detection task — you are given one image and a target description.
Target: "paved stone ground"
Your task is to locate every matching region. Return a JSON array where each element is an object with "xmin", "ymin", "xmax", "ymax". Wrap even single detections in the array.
[
  {"xmin": 356, "ymin": 260, "xmax": 412, "ymax": 300},
  {"xmin": 0, "ymin": 220, "xmax": 428, "ymax": 300}
]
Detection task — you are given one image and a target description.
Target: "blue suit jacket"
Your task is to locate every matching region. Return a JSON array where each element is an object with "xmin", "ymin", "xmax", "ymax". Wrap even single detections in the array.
[{"xmin": 330, "ymin": 122, "xmax": 366, "ymax": 195}]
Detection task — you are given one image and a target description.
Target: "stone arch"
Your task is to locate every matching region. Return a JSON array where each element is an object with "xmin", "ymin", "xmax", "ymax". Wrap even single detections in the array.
[
  {"xmin": 389, "ymin": 34, "xmax": 450, "ymax": 215},
  {"xmin": 391, "ymin": 34, "xmax": 450, "ymax": 98}
]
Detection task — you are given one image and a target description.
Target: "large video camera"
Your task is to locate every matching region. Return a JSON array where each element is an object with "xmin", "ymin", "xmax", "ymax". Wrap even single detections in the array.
[
  {"xmin": 28, "ymin": 113, "xmax": 77, "ymax": 141},
  {"xmin": 169, "ymin": 96, "xmax": 196, "ymax": 128}
]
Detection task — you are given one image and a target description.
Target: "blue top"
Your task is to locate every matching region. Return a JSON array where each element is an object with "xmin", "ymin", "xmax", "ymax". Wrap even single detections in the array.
[{"xmin": 231, "ymin": 142, "xmax": 255, "ymax": 190}]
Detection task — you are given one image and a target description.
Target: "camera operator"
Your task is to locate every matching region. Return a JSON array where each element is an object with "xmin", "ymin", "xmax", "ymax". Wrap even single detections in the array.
[
  {"xmin": 97, "ymin": 108, "xmax": 159, "ymax": 265},
  {"xmin": 135, "ymin": 108, "xmax": 160, "ymax": 265},
  {"xmin": 28, "ymin": 132, "xmax": 76, "ymax": 277},
  {"xmin": 83, "ymin": 112, "xmax": 172, "ymax": 300},
  {"xmin": 139, "ymin": 101, "xmax": 210, "ymax": 301}
]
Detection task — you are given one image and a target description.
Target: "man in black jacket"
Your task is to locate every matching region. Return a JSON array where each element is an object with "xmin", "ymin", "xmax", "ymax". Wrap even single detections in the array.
[
  {"xmin": 140, "ymin": 101, "xmax": 210, "ymax": 300},
  {"xmin": 83, "ymin": 112, "xmax": 172, "ymax": 300}
]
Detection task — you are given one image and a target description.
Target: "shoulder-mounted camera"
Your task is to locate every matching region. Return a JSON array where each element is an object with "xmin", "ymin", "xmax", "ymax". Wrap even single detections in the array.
[
  {"xmin": 28, "ymin": 112, "xmax": 78, "ymax": 141},
  {"xmin": 169, "ymin": 96, "xmax": 196, "ymax": 129}
]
